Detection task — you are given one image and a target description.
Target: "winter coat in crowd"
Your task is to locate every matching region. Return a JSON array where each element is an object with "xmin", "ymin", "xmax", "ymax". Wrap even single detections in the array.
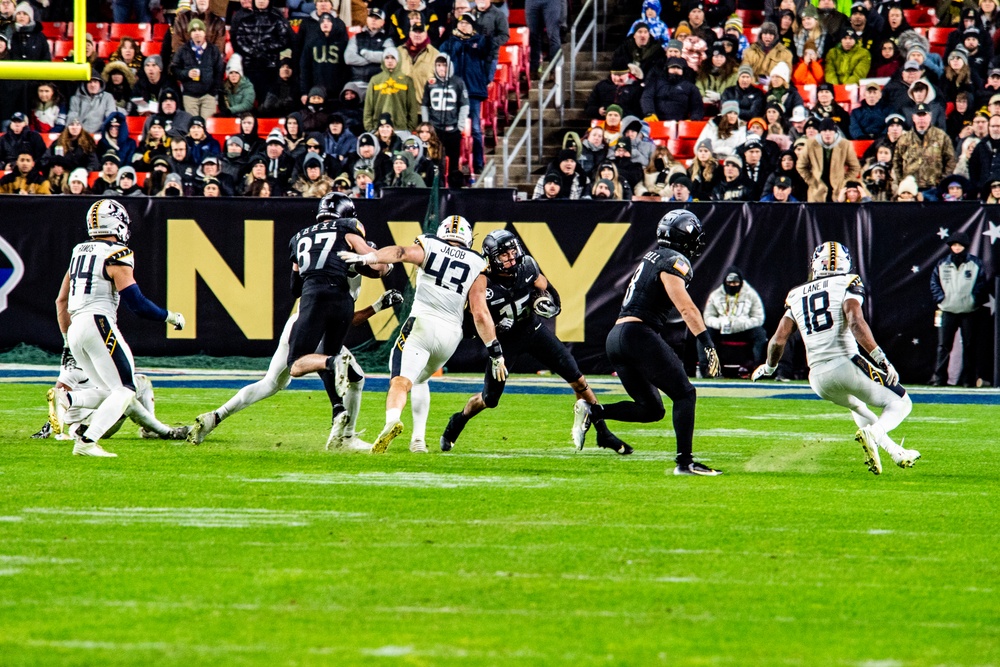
[
  {"xmin": 472, "ymin": 2, "xmax": 509, "ymax": 63},
  {"xmin": 611, "ymin": 34, "xmax": 666, "ymax": 79},
  {"xmin": 640, "ymin": 73, "xmax": 704, "ymax": 120},
  {"xmin": 824, "ymin": 43, "xmax": 872, "ymax": 84},
  {"xmin": 421, "ymin": 53, "xmax": 470, "ymax": 133},
  {"xmin": 299, "ymin": 18, "xmax": 349, "ymax": 100},
  {"xmin": 322, "ymin": 115, "xmax": 358, "ymax": 171},
  {"xmin": 68, "ymin": 77, "xmax": 118, "ymax": 134},
  {"xmin": 628, "ymin": 0, "xmax": 672, "ymax": 43},
  {"xmin": 292, "ymin": 153, "xmax": 335, "ymax": 197},
  {"xmin": 399, "ymin": 37, "xmax": 439, "ymax": 107},
  {"xmin": 439, "ymin": 29, "xmax": 491, "ymax": 100},
  {"xmin": 796, "ymin": 133, "xmax": 861, "ymax": 202},
  {"xmin": 384, "ymin": 151, "xmax": 426, "ymax": 187},
  {"xmin": 10, "ymin": 18, "xmax": 49, "ymax": 62},
  {"xmin": 696, "ymin": 118, "xmax": 747, "ymax": 158},
  {"xmin": 702, "ymin": 269, "xmax": 765, "ymax": 333},
  {"xmin": 173, "ymin": 7, "xmax": 228, "ymax": 53},
  {"xmin": 721, "ymin": 82, "xmax": 765, "ymax": 121},
  {"xmin": 171, "ymin": 41, "xmax": 225, "ymax": 98},
  {"xmin": 849, "ymin": 99, "xmax": 889, "ymax": 140},
  {"xmin": 0, "ymin": 125, "xmax": 46, "ymax": 168},
  {"xmin": 742, "ymin": 40, "xmax": 793, "ymax": 79},
  {"xmin": 96, "ymin": 112, "xmax": 138, "ymax": 166},
  {"xmin": 0, "ymin": 163, "xmax": 51, "ymax": 194},
  {"xmin": 233, "ymin": 4, "xmax": 294, "ymax": 70},
  {"xmin": 968, "ymin": 135, "xmax": 1000, "ymax": 189},
  {"xmin": 101, "ymin": 61, "xmax": 138, "ymax": 115},
  {"xmin": 363, "ymin": 47, "xmax": 420, "ymax": 130},
  {"xmin": 585, "ymin": 77, "xmax": 642, "ymax": 119},
  {"xmin": 344, "ymin": 27, "xmax": 395, "ymax": 83},
  {"xmin": 711, "ymin": 172, "xmax": 754, "ymax": 200},
  {"xmin": 261, "ymin": 59, "xmax": 302, "ymax": 117}
]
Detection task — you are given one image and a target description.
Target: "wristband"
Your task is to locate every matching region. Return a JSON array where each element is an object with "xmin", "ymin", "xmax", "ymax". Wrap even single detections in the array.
[
  {"xmin": 62, "ymin": 332, "xmax": 68, "ymax": 346},
  {"xmin": 486, "ymin": 339, "xmax": 503, "ymax": 358},
  {"xmin": 696, "ymin": 330, "xmax": 714, "ymax": 349}
]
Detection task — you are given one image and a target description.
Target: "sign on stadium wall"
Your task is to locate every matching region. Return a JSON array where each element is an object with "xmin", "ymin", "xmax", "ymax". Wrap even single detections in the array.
[{"xmin": 0, "ymin": 193, "xmax": 995, "ymax": 380}]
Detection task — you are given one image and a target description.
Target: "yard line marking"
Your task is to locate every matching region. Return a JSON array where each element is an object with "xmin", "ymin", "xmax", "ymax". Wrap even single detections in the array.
[
  {"xmin": 20, "ymin": 639, "xmax": 276, "ymax": 655},
  {"xmin": 21, "ymin": 507, "xmax": 367, "ymax": 528},
  {"xmin": 237, "ymin": 472, "xmax": 568, "ymax": 488}
]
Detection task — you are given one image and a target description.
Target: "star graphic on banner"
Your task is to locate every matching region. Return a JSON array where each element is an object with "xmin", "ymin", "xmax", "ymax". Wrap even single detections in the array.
[
  {"xmin": 937, "ymin": 227, "xmax": 950, "ymax": 240},
  {"xmin": 988, "ymin": 294, "xmax": 997, "ymax": 316},
  {"xmin": 911, "ymin": 265, "xmax": 920, "ymax": 273},
  {"xmin": 984, "ymin": 221, "xmax": 1000, "ymax": 245},
  {"xmin": 912, "ymin": 338, "xmax": 920, "ymax": 346}
]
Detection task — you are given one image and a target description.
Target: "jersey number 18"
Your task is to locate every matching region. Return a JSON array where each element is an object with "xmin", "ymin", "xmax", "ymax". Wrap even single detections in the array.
[{"xmin": 800, "ymin": 291, "xmax": 833, "ymax": 334}]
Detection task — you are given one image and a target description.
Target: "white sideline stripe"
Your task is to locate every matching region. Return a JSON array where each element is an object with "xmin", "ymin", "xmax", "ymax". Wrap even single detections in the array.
[
  {"xmin": 237, "ymin": 472, "xmax": 566, "ymax": 488},
  {"xmin": 22, "ymin": 507, "xmax": 366, "ymax": 528},
  {"xmin": 21, "ymin": 640, "xmax": 275, "ymax": 654},
  {"xmin": 0, "ymin": 555, "xmax": 79, "ymax": 564}
]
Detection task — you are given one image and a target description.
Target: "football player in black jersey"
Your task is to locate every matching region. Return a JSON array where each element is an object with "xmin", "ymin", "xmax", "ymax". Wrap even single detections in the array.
[
  {"xmin": 287, "ymin": 193, "xmax": 389, "ymax": 418},
  {"xmin": 439, "ymin": 230, "xmax": 631, "ymax": 454},
  {"xmin": 595, "ymin": 210, "xmax": 725, "ymax": 476}
]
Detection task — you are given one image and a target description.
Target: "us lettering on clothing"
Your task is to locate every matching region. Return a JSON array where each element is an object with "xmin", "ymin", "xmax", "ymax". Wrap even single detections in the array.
[{"xmin": 311, "ymin": 45, "xmax": 342, "ymax": 64}]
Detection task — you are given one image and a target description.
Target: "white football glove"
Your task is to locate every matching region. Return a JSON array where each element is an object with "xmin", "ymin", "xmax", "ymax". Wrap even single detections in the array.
[
  {"xmin": 371, "ymin": 289, "xmax": 403, "ymax": 313},
  {"xmin": 165, "ymin": 311, "xmax": 185, "ymax": 331},
  {"xmin": 533, "ymin": 294, "xmax": 560, "ymax": 318},
  {"xmin": 496, "ymin": 316, "xmax": 514, "ymax": 332},
  {"xmin": 869, "ymin": 346, "xmax": 899, "ymax": 385},
  {"xmin": 487, "ymin": 339, "xmax": 507, "ymax": 382},
  {"xmin": 751, "ymin": 363, "xmax": 777, "ymax": 382},
  {"xmin": 337, "ymin": 250, "xmax": 377, "ymax": 266}
]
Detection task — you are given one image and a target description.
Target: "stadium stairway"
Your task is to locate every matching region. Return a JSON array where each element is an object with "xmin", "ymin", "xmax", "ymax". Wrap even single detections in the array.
[{"xmin": 488, "ymin": 0, "xmax": 636, "ymax": 192}]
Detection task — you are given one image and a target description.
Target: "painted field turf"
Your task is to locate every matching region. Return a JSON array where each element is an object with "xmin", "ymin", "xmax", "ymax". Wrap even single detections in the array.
[{"xmin": 0, "ymin": 380, "xmax": 998, "ymax": 666}]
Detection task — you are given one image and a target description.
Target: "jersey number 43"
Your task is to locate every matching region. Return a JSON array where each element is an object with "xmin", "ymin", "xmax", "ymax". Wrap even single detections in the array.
[{"xmin": 424, "ymin": 252, "xmax": 471, "ymax": 294}]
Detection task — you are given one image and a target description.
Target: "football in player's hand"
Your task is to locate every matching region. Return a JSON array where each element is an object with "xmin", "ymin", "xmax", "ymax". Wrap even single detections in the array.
[{"xmin": 532, "ymin": 292, "xmax": 560, "ymax": 318}]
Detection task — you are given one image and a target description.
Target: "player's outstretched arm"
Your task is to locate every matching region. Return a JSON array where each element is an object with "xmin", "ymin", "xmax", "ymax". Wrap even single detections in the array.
[
  {"xmin": 661, "ymin": 273, "xmax": 721, "ymax": 378},
  {"xmin": 752, "ymin": 316, "xmax": 795, "ymax": 381},
  {"xmin": 845, "ymin": 299, "xmax": 898, "ymax": 384},
  {"xmin": 469, "ymin": 275, "xmax": 507, "ymax": 381},
  {"xmin": 351, "ymin": 290, "xmax": 403, "ymax": 326},
  {"xmin": 108, "ymin": 265, "xmax": 185, "ymax": 330},
  {"xmin": 339, "ymin": 239, "xmax": 425, "ymax": 268}
]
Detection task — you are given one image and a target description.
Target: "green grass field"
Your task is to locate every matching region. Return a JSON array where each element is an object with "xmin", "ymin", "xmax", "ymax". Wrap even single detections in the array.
[{"xmin": 1, "ymin": 379, "xmax": 998, "ymax": 666}]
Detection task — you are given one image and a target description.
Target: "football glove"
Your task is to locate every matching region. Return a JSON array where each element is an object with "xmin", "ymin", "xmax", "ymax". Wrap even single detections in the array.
[
  {"xmin": 705, "ymin": 347, "xmax": 722, "ymax": 378},
  {"xmin": 497, "ymin": 316, "xmax": 514, "ymax": 332},
  {"xmin": 533, "ymin": 293, "xmax": 560, "ymax": 318},
  {"xmin": 487, "ymin": 339, "xmax": 507, "ymax": 382},
  {"xmin": 165, "ymin": 311, "xmax": 185, "ymax": 331},
  {"xmin": 869, "ymin": 346, "xmax": 899, "ymax": 385},
  {"xmin": 751, "ymin": 363, "xmax": 777, "ymax": 382},
  {"xmin": 371, "ymin": 289, "xmax": 403, "ymax": 313},
  {"xmin": 337, "ymin": 250, "xmax": 377, "ymax": 266},
  {"xmin": 60, "ymin": 346, "xmax": 78, "ymax": 372}
]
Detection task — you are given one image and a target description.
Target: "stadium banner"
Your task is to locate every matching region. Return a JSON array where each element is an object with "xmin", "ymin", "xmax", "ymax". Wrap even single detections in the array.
[{"xmin": 0, "ymin": 194, "xmax": 995, "ymax": 380}]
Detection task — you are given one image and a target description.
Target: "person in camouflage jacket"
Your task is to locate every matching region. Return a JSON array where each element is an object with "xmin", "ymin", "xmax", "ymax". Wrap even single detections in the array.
[{"xmin": 891, "ymin": 106, "xmax": 956, "ymax": 198}]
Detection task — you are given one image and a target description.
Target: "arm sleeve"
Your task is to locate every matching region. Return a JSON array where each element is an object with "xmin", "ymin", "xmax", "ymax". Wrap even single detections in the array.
[
  {"xmin": 545, "ymin": 281, "xmax": 561, "ymax": 308},
  {"xmin": 119, "ymin": 283, "xmax": 169, "ymax": 322},
  {"xmin": 930, "ymin": 262, "xmax": 945, "ymax": 303}
]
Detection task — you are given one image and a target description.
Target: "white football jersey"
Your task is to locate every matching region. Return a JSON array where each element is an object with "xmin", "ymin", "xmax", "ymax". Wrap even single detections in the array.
[
  {"xmin": 783, "ymin": 273, "xmax": 865, "ymax": 368},
  {"xmin": 410, "ymin": 235, "xmax": 487, "ymax": 328},
  {"xmin": 67, "ymin": 240, "xmax": 134, "ymax": 321}
]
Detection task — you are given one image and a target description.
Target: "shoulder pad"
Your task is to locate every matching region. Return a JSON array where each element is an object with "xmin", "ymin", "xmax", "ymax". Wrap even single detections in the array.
[
  {"xmin": 664, "ymin": 252, "xmax": 692, "ymax": 281},
  {"xmin": 338, "ymin": 217, "xmax": 365, "ymax": 237},
  {"xmin": 523, "ymin": 255, "xmax": 541, "ymax": 280},
  {"xmin": 106, "ymin": 247, "xmax": 134, "ymax": 267},
  {"xmin": 846, "ymin": 274, "xmax": 865, "ymax": 296}
]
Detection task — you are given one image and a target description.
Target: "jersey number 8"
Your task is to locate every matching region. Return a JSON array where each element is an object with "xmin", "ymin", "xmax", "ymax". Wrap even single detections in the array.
[{"xmin": 623, "ymin": 264, "xmax": 644, "ymax": 306}]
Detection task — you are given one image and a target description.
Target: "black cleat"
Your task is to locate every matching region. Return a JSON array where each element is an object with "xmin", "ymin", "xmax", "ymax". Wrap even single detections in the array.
[
  {"xmin": 31, "ymin": 422, "xmax": 52, "ymax": 439},
  {"xmin": 597, "ymin": 430, "xmax": 633, "ymax": 455},
  {"xmin": 440, "ymin": 411, "xmax": 469, "ymax": 452},
  {"xmin": 672, "ymin": 461, "xmax": 723, "ymax": 476}
]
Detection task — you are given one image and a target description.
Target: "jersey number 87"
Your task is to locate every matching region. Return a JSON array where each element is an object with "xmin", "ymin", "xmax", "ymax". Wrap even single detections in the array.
[{"xmin": 296, "ymin": 232, "xmax": 338, "ymax": 271}]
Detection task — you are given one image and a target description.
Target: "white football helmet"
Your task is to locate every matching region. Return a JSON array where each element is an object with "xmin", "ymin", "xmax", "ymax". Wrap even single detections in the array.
[
  {"xmin": 86, "ymin": 199, "xmax": 131, "ymax": 245},
  {"xmin": 810, "ymin": 241, "xmax": 852, "ymax": 279},
  {"xmin": 437, "ymin": 215, "xmax": 473, "ymax": 248}
]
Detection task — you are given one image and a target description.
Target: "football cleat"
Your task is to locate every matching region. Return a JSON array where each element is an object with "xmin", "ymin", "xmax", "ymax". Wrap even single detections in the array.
[
  {"xmin": 325, "ymin": 410, "xmax": 350, "ymax": 450},
  {"xmin": 346, "ymin": 435, "xmax": 374, "ymax": 452},
  {"xmin": 167, "ymin": 426, "xmax": 191, "ymax": 440},
  {"xmin": 372, "ymin": 420, "xmax": 403, "ymax": 454},
  {"xmin": 188, "ymin": 411, "xmax": 218, "ymax": 445},
  {"xmin": 571, "ymin": 399, "xmax": 591, "ymax": 450},
  {"xmin": 139, "ymin": 427, "xmax": 160, "ymax": 439},
  {"xmin": 891, "ymin": 439, "xmax": 921, "ymax": 468},
  {"xmin": 440, "ymin": 411, "xmax": 468, "ymax": 452},
  {"xmin": 47, "ymin": 388, "xmax": 62, "ymax": 435},
  {"xmin": 673, "ymin": 461, "xmax": 723, "ymax": 476},
  {"xmin": 31, "ymin": 421, "xmax": 52, "ymax": 439},
  {"xmin": 597, "ymin": 430, "xmax": 633, "ymax": 455},
  {"xmin": 409, "ymin": 439, "xmax": 428, "ymax": 453},
  {"xmin": 855, "ymin": 426, "xmax": 882, "ymax": 475},
  {"xmin": 333, "ymin": 352, "xmax": 352, "ymax": 398},
  {"xmin": 72, "ymin": 437, "xmax": 117, "ymax": 458}
]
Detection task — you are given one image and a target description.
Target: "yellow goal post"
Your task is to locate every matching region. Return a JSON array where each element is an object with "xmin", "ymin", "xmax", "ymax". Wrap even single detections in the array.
[{"xmin": 0, "ymin": 0, "xmax": 90, "ymax": 81}]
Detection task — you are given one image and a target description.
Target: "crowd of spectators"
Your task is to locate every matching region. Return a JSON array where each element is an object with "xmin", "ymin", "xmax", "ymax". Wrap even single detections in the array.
[
  {"xmin": 0, "ymin": 0, "xmax": 519, "ymax": 196},
  {"xmin": 536, "ymin": 0, "xmax": 1000, "ymax": 203}
]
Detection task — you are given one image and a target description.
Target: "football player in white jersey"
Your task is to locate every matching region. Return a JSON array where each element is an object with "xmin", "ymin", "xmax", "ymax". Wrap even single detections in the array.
[
  {"xmin": 752, "ymin": 242, "xmax": 920, "ymax": 474},
  {"xmin": 339, "ymin": 215, "xmax": 507, "ymax": 454},
  {"xmin": 54, "ymin": 199, "xmax": 186, "ymax": 457}
]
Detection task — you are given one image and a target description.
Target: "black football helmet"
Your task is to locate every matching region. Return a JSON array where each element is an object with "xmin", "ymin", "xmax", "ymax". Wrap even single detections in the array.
[
  {"xmin": 316, "ymin": 192, "xmax": 357, "ymax": 222},
  {"xmin": 482, "ymin": 229, "xmax": 524, "ymax": 274},
  {"xmin": 656, "ymin": 209, "xmax": 706, "ymax": 259}
]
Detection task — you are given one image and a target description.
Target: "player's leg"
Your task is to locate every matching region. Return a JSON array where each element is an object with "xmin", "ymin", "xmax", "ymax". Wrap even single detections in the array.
[
  {"xmin": 441, "ymin": 364, "xmax": 500, "ymax": 452},
  {"xmin": 375, "ymin": 318, "xmax": 420, "ymax": 453},
  {"xmin": 128, "ymin": 375, "xmax": 188, "ymax": 440},
  {"xmin": 526, "ymin": 324, "xmax": 620, "ymax": 450},
  {"xmin": 68, "ymin": 315, "xmax": 138, "ymax": 457},
  {"xmin": 843, "ymin": 359, "xmax": 919, "ymax": 468},
  {"xmin": 409, "ymin": 381, "xmax": 431, "ymax": 452},
  {"xmin": 342, "ymin": 354, "xmax": 370, "ymax": 450},
  {"xmin": 601, "ymin": 324, "xmax": 667, "ymax": 423},
  {"xmin": 287, "ymin": 289, "xmax": 353, "ymax": 377}
]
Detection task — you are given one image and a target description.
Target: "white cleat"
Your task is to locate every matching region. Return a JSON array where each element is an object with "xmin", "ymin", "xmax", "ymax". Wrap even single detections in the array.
[
  {"xmin": 47, "ymin": 387, "xmax": 68, "ymax": 435},
  {"xmin": 855, "ymin": 426, "xmax": 882, "ymax": 475},
  {"xmin": 187, "ymin": 412, "xmax": 218, "ymax": 445},
  {"xmin": 571, "ymin": 399, "xmax": 591, "ymax": 450},
  {"xmin": 345, "ymin": 435, "xmax": 374, "ymax": 452},
  {"xmin": 325, "ymin": 410, "xmax": 351, "ymax": 450},
  {"xmin": 409, "ymin": 439, "xmax": 428, "ymax": 453},
  {"xmin": 371, "ymin": 420, "xmax": 403, "ymax": 454},
  {"xmin": 72, "ymin": 438, "xmax": 117, "ymax": 458},
  {"xmin": 891, "ymin": 440, "xmax": 921, "ymax": 469},
  {"xmin": 333, "ymin": 352, "xmax": 352, "ymax": 398}
]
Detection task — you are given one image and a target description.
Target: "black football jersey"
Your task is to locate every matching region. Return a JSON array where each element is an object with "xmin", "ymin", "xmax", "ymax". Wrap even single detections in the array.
[
  {"xmin": 487, "ymin": 255, "xmax": 541, "ymax": 333},
  {"xmin": 288, "ymin": 217, "xmax": 365, "ymax": 289},
  {"xmin": 618, "ymin": 246, "xmax": 694, "ymax": 332}
]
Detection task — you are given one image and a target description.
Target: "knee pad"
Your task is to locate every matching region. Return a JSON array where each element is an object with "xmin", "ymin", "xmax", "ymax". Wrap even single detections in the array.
[{"xmin": 482, "ymin": 392, "xmax": 501, "ymax": 409}]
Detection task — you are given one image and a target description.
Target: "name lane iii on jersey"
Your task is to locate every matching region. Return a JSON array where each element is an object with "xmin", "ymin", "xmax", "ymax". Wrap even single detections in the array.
[{"xmin": 784, "ymin": 273, "xmax": 866, "ymax": 367}]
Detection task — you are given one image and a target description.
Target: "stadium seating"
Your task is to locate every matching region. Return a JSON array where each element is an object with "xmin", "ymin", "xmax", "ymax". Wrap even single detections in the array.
[
  {"xmin": 904, "ymin": 7, "xmax": 936, "ymax": 27},
  {"xmin": 648, "ymin": 121, "xmax": 675, "ymax": 141},
  {"xmin": 205, "ymin": 117, "xmax": 239, "ymax": 136},
  {"xmin": 668, "ymin": 137, "xmax": 697, "ymax": 159},
  {"xmin": 677, "ymin": 120, "xmax": 707, "ymax": 140},
  {"xmin": 53, "ymin": 40, "xmax": 75, "ymax": 59},
  {"xmin": 126, "ymin": 116, "xmax": 146, "ymax": 138},
  {"xmin": 97, "ymin": 41, "xmax": 117, "ymax": 59},
  {"xmin": 111, "ymin": 23, "xmax": 152, "ymax": 42}
]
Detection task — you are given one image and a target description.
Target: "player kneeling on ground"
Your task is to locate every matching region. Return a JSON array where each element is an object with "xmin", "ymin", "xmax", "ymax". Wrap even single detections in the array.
[
  {"xmin": 440, "ymin": 229, "xmax": 627, "ymax": 454},
  {"xmin": 339, "ymin": 215, "xmax": 506, "ymax": 454},
  {"xmin": 55, "ymin": 199, "xmax": 185, "ymax": 457},
  {"xmin": 752, "ymin": 241, "xmax": 920, "ymax": 475},
  {"xmin": 598, "ymin": 210, "xmax": 724, "ymax": 475}
]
